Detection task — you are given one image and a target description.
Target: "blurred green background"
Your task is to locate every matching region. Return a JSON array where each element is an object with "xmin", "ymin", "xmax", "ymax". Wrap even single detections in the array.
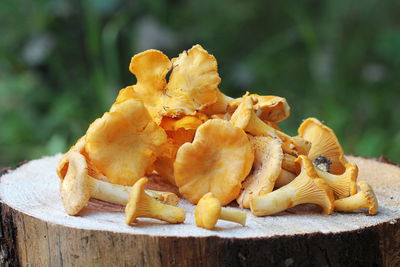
[{"xmin": 1, "ymin": 0, "xmax": 399, "ymax": 168}]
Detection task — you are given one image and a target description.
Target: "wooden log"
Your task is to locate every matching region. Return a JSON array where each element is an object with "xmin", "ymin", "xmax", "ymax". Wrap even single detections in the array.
[{"xmin": 1, "ymin": 155, "xmax": 399, "ymax": 266}]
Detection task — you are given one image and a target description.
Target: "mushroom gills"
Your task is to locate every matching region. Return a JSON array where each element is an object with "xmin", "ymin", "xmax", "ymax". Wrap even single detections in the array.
[
  {"xmin": 250, "ymin": 156, "xmax": 334, "ymax": 216},
  {"xmin": 334, "ymin": 181, "xmax": 378, "ymax": 215}
]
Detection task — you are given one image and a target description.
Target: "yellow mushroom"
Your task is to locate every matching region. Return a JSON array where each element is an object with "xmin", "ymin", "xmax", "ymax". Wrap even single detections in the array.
[
  {"xmin": 230, "ymin": 96, "xmax": 310, "ymax": 156},
  {"xmin": 57, "ymin": 136, "xmax": 86, "ymax": 179},
  {"xmin": 116, "ymin": 45, "xmax": 221, "ymax": 124},
  {"xmin": 60, "ymin": 152, "xmax": 179, "ymax": 216},
  {"xmin": 154, "ymin": 114, "xmax": 208, "ymax": 185},
  {"xmin": 334, "ymin": 181, "xmax": 378, "ymax": 215},
  {"xmin": 125, "ymin": 178, "xmax": 186, "ymax": 225},
  {"xmin": 85, "ymin": 99, "xmax": 167, "ymax": 186},
  {"xmin": 174, "ymin": 119, "xmax": 254, "ymax": 205},
  {"xmin": 250, "ymin": 155, "xmax": 335, "ymax": 216},
  {"xmin": 228, "ymin": 93, "xmax": 291, "ymax": 122},
  {"xmin": 314, "ymin": 163, "xmax": 358, "ymax": 199},
  {"xmin": 195, "ymin": 193, "xmax": 246, "ymax": 230},
  {"xmin": 298, "ymin": 118, "xmax": 348, "ymax": 174},
  {"xmin": 237, "ymin": 136, "xmax": 283, "ymax": 209}
]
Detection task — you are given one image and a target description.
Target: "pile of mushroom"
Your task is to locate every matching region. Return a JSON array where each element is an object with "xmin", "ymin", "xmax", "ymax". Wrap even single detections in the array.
[{"xmin": 57, "ymin": 44, "xmax": 378, "ymax": 230}]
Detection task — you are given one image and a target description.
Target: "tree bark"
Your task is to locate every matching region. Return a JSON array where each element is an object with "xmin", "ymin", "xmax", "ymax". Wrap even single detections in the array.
[{"xmin": 1, "ymin": 155, "xmax": 399, "ymax": 267}]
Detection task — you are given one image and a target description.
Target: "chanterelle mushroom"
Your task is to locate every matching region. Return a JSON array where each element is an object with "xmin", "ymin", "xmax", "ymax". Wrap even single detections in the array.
[
  {"xmin": 174, "ymin": 119, "xmax": 254, "ymax": 205},
  {"xmin": 153, "ymin": 114, "xmax": 208, "ymax": 185},
  {"xmin": 228, "ymin": 93, "xmax": 291, "ymax": 123},
  {"xmin": 60, "ymin": 152, "xmax": 179, "ymax": 216},
  {"xmin": 237, "ymin": 136, "xmax": 283, "ymax": 209},
  {"xmin": 116, "ymin": 45, "xmax": 221, "ymax": 124},
  {"xmin": 314, "ymin": 162, "xmax": 358, "ymax": 199},
  {"xmin": 230, "ymin": 96, "xmax": 310, "ymax": 156},
  {"xmin": 57, "ymin": 136, "xmax": 86, "ymax": 179},
  {"xmin": 195, "ymin": 192, "xmax": 247, "ymax": 230},
  {"xmin": 334, "ymin": 181, "xmax": 378, "ymax": 215},
  {"xmin": 250, "ymin": 155, "xmax": 335, "ymax": 216},
  {"xmin": 85, "ymin": 99, "xmax": 167, "ymax": 186},
  {"xmin": 298, "ymin": 118, "xmax": 348, "ymax": 174},
  {"xmin": 125, "ymin": 178, "xmax": 186, "ymax": 225}
]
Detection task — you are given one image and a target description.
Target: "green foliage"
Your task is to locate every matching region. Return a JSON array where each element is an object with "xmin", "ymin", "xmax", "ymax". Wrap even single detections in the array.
[{"xmin": 1, "ymin": 0, "xmax": 399, "ymax": 167}]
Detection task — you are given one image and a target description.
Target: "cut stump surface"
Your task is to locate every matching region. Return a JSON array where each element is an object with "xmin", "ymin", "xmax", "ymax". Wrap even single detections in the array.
[{"xmin": 1, "ymin": 155, "xmax": 399, "ymax": 266}]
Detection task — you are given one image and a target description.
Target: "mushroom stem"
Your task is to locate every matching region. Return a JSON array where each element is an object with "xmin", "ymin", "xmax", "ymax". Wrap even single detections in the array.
[
  {"xmin": 134, "ymin": 193, "xmax": 185, "ymax": 223},
  {"xmin": 125, "ymin": 178, "xmax": 185, "ymax": 225},
  {"xmin": 334, "ymin": 193, "xmax": 368, "ymax": 211},
  {"xmin": 334, "ymin": 181, "xmax": 378, "ymax": 215},
  {"xmin": 91, "ymin": 178, "xmax": 179, "ymax": 206},
  {"xmin": 250, "ymin": 156, "xmax": 334, "ymax": 216},
  {"xmin": 219, "ymin": 208, "xmax": 247, "ymax": 226},
  {"xmin": 91, "ymin": 178, "xmax": 130, "ymax": 205}
]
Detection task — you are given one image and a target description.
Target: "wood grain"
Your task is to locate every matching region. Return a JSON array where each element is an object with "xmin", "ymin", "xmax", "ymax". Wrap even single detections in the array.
[{"xmin": 1, "ymin": 155, "xmax": 399, "ymax": 266}]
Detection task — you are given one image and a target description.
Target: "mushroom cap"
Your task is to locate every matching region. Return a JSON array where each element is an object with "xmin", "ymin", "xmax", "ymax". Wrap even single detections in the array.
[
  {"xmin": 358, "ymin": 181, "xmax": 378, "ymax": 215},
  {"xmin": 174, "ymin": 119, "xmax": 254, "ymax": 205},
  {"xmin": 164, "ymin": 45, "xmax": 220, "ymax": 116},
  {"xmin": 195, "ymin": 192, "xmax": 221, "ymax": 229},
  {"xmin": 125, "ymin": 177, "xmax": 148, "ymax": 224},
  {"xmin": 57, "ymin": 136, "xmax": 86, "ymax": 179},
  {"xmin": 116, "ymin": 45, "xmax": 220, "ymax": 124},
  {"xmin": 228, "ymin": 93, "xmax": 291, "ymax": 122},
  {"xmin": 60, "ymin": 152, "xmax": 94, "ymax": 215},
  {"xmin": 237, "ymin": 136, "xmax": 283, "ymax": 208},
  {"xmin": 85, "ymin": 99, "xmax": 167, "ymax": 186},
  {"xmin": 153, "ymin": 129, "xmax": 196, "ymax": 186},
  {"xmin": 116, "ymin": 49, "xmax": 170, "ymax": 124},
  {"xmin": 154, "ymin": 115, "xmax": 208, "ymax": 185},
  {"xmin": 298, "ymin": 118, "xmax": 347, "ymax": 174}
]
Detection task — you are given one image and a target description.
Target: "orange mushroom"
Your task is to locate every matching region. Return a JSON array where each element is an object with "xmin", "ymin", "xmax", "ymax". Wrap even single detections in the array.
[
  {"xmin": 60, "ymin": 152, "xmax": 179, "ymax": 216},
  {"xmin": 125, "ymin": 178, "xmax": 186, "ymax": 225},
  {"xmin": 228, "ymin": 93, "xmax": 291, "ymax": 122},
  {"xmin": 315, "ymin": 163, "xmax": 358, "ymax": 199},
  {"xmin": 334, "ymin": 181, "xmax": 378, "ymax": 215},
  {"xmin": 298, "ymin": 118, "xmax": 348, "ymax": 174},
  {"xmin": 85, "ymin": 99, "xmax": 167, "ymax": 186},
  {"xmin": 250, "ymin": 155, "xmax": 335, "ymax": 216},
  {"xmin": 115, "ymin": 45, "xmax": 221, "ymax": 124},
  {"xmin": 57, "ymin": 136, "xmax": 86, "ymax": 179},
  {"xmin": 174, "ymin": 119, "xmax": 254, "ymax": 205},
  {"xmin": 195, "ymin": 192, "xmax": 246, "ymax": 230}
]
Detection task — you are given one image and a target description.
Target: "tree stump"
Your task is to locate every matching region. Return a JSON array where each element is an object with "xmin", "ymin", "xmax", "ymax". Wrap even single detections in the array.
[{"xmin": 1, "ymin": 155, "xmax": 399, "ymax": 266}]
